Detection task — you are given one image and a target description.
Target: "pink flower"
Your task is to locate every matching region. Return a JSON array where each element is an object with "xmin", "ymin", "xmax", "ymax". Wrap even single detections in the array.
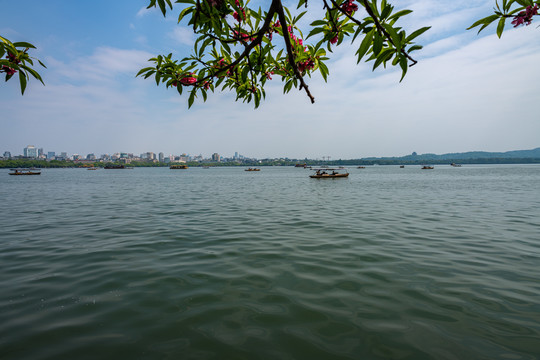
[
  {"xmin": 341, "ymin": 0, "xmax": 358, "ymax": 15},
  {"xmin": 7, "ymin": 52, "xmax": 21, "ymax": 64},
  {"xmin": 297, "ymin": 59, "xmax": 315, "ymax": 73},
  {"xmin": 207, "ymin": 0, "xmax": 223, "ymax": 7},
  {"xmin": 1, "ymin": 65, "xmax": 17, "ymax": 75},
  {"xmin": 512, "ymin": 4, "xmax": 539, "ymax": 27},
  {"xmin": 232, "ymin": 8, "xmax": 245, "ymax": 22},
  {"xmin": 232, "ymin": 30, "xmax": 254, "ymax": 42},
  {"xmin": 180, "ymin": 76, "xmax": 197, "ymax": 85}
]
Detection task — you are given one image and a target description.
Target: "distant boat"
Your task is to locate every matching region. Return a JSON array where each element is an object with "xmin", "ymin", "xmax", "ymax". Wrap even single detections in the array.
[
  {"xmin": 245, "ymin": 168, "xmax": 260, "ymax": 171},
  {"xmin": 87, "ymin": 167, "xmax": 99, "ymax": 170},
  {"xmin": 421, "ymin": 165, "xmax": 434, "ymax": 170},
  {"xmin": 170, "ymin": 164, "xmax": 188, "ymax": 169},
  {"xmin": 357, "ymin": 166, "xmax": 365, "ymax": 169},
  {"xmin": 399, "ymin": 165, "xmax": 405, "ymax": 168},
  {"xmin": 104, "ymin": 164, "xmax": 125, "ymax": 169},
  {"xmin": 450, "ymin": 163, "xmax": 462, "ymax": 167},
  {"xmin": 310, "ymin": 168, "xmax": 349, "ymax": 179},
  {"xmin": 295, "ymin": 163, "xmax": 307, "ymax": 168},
  {"xmin": 9, "ymin": 168, "xmax": 41, "ymax": 175}
]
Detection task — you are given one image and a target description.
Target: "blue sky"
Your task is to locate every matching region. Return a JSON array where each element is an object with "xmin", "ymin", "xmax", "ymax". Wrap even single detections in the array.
[{"xmin": 1, "ymin": 0, "xmax": 539, "ymax": 159}]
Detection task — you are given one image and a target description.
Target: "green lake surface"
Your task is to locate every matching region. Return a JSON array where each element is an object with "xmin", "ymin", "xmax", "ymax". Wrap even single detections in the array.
[{"xmin": 1, "ymin": 165, "xmax": 539, "ymax": 359}]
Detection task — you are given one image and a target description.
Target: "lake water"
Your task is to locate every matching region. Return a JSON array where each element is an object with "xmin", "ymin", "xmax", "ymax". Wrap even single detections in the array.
[{"xmin": 1, "ymin": 165, "xmax": 539, "ymax": 360}]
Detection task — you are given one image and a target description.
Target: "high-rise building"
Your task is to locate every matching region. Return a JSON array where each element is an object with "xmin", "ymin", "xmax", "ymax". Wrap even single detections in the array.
[
  {"xmin": 47, "ymin": 151, "xmax": 55, "ymax": 159},
  {"xmin": 212, "ymin": 153, "xmax": 221, "ymax": 162},
  {"xmin": 3, "ymin": 151, "xmax": 11, "ymax": 159},
  {"xmin": 159, "ymin": 152, "xmax": 164, "ymax": 162},
  {"xmin": 38, "ymin": 148, "xmax": 44, "ymax": 157},
  {"xmin": 24, "ymin": 145, "xmax": 38, "ymax": 158}
]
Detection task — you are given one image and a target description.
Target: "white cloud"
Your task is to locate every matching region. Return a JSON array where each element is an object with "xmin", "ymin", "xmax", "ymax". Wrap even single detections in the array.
[
  {"xmin": 169, "ymin": 27, "xmax": 195, "ymax": 46},
  {"xmin": 48, "ymin": 47, "xmax": 154, "ymax": 83}
]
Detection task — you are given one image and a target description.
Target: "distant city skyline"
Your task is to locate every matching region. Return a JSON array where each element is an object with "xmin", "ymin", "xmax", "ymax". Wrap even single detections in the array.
[{"xmin": 3, "ymin": 144, "xmax": 539, "ymax": 163}]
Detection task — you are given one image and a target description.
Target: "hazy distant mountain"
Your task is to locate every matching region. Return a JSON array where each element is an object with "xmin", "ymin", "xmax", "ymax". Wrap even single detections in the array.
[{"xmin": 363, "ymin": 147, "xmax": 540, "ymax": 161}]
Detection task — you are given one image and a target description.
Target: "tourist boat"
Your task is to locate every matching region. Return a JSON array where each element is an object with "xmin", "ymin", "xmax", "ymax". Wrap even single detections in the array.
[
  {"xmin": 245, "ymin": 168, "xmax": 260, "ymax": 171},
  {"xmin": 104, "ymin": 164, "xmax": 125, "ymax": 169},
  {"xmin": 450, "ymin": 163, "xmax": 462, "ymax": 167},
  {"xmin": 295, "ymin": 163, "xmax": 307, "ymax": 168},
  {"xmin": 421, "ymin": 165, "xmax": 434, "ymax": 170},
  {"xmin": 170, "ymin": 164, "xmax": 188, "ymax": 169},
  {"xmin": 9, "ymin": 168, "xmax": 41, "ymax": 175},
  {"xmin": 310, "ymin": 168, "xmax": 349, "ymax": 179}
]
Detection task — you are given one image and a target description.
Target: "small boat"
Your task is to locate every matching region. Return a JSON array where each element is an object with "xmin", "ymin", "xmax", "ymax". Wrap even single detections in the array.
[
  {"xmin": 357, "ymin": 166, "xmax": 365, "ymax": 169},
  {"xmin": 310, "ymin": 168, "xmax": 349, "ymax": 179},
  {"xmin": 295, "ymin": 163, "xmax": 307, "ymax": 168},
  {"xmin": 87, "ymin": 167, "xmax": 99, "ymax": 170},
  {"xmin": 104, "ymin": 164, "xmax": 125, "ymax": 169},
  {"xmin": 421, "ymin": 165, "xmax": 434, "ymax": 170},
  {"xmin": 245, "ymin": 168, "xmax": 260, "ymax": 171},
  {"xmin": 399, "ymin": 165, "xmax": 405, "ymax": 168},
  {"xmin": 450, "ymin": 163, "xmax": 462, "ymax": 167},
  {"xmin": 9, "ymin": 168, "xmax": 41, "ymax": 175},
  {"xmin": 170, "ymin": 164, "xmax": 188, "ymax": 169}
]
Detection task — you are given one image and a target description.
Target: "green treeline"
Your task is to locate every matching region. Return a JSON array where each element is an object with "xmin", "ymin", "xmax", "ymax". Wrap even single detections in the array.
[{"xmin": 2, "ymin": 157, "xmax": 540, "ymax": 169}]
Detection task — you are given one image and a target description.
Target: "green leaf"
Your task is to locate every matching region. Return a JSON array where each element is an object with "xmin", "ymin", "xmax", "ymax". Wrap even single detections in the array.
[
  {"xmin": 318, "ymin": 60, "xmax": 329, "ymax": 82},
  {"xmin": 306, "ymin": 27, "xmax": 324, "ymax": 39},
  {"xmin": 496, "ymin": 17, "xmax": 505, "ymax": 38},
  {"xmin": 467, "ymin": 14, "xmax": 499, "ymax": 31},
  {"xmin": 12, "ymin": 42, "xmax": 36, "ymax": 49},
  {"xmin": 388, "ymin": 9, "xmax": 413, "ymax": 21},
  {"xmin": 405, "ymin": 26, "xmax": 431, "ymax": 42},
  {"xmin": 188, "ymin": 89, "xmax": 196, "ymax": 108},
  {"xmin": 399, "ymin": 56, "xmax": 408, "ymax": 82},
  {"xmin": 310, "ymin": 20, "xmax": 327, "ymax": 26},
  {"xmin": 356, "ymin": 30, "xmax": 374, "ymax": 63},
  {"xmin": 19, "ymin": 71, "xmax": 27, "ymax": 95},
  {"xmin": 372, "ymin": 32, "xmax": 383, "ymax": 55},
  {"xmin": 383, "ymin": 24, "xmax": 400, "ymax": 49}
]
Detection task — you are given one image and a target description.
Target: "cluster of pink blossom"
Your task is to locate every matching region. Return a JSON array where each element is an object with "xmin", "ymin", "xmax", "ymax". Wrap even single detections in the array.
[
  {"xmin": 232, "ymin": 29, "xmax": 255, "ymax": 42},
  {"xmin": 287, "ymin": 27, "xmax": 316, "ymax": 73},
  {"xmin": 341, "ymin": 0, "xmax": 358, "ymax": 16},
  {"xmin": 172, "ymin": 73, "xmax": 197, "ymax": 87},
  {"xmin": 180, "ymin": 76, "xmax": 197, "ymax": 85},
  {"xmin": 297, "ymin": 59, "xmax": 315, "ymax": 72},
  {"xmin": 512, "ymin": 4, "xmax": 539, "ymax": 27},
  {"xmin": 1, "ymin": 52, "xmax": 19, "ymax": 76},
  {"xmin": 266, "ymin": 20, "xmax": 281, "ymax": 41},
  {"xmin": 207, "ymin": 0, "xmax": 224, "ymax": 7}
]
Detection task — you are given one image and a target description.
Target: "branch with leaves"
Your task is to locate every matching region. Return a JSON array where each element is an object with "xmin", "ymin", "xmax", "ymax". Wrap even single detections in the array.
[
  {"xmin": 1, "ymin": 35, "xmax": 46, "ymax": 95},
  {"xmin": 468, "ymin": 0, "xmax": 539, "ymax": 37},
  {"xmin": 138, "ymin": 0, "xmax": 429, "ymax": 108}
]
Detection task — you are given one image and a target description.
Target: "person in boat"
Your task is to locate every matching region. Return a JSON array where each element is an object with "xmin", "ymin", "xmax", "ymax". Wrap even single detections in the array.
[
  {"xmin": 332, "ymin": 171, "xmax": 337, "ymax": 175},
  {"xmin": 316, "ymin": 170, "xmax": 321, "ymax": 175}
]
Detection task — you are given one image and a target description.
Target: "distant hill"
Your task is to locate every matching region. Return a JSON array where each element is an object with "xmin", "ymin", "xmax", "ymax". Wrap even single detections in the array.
[
  {"xmin": 363, "ymin": 147, "xmax": 540, "ymax": 161},
  {"xmin": 351, "ymin": 147, "xmax": 540, "ymax": 165}
]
